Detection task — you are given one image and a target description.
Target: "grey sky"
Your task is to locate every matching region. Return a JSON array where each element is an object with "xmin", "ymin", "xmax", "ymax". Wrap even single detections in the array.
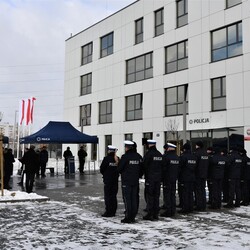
[{"xmin": 0, "ymin": 0, "xmax": 135, "ymax": 131}]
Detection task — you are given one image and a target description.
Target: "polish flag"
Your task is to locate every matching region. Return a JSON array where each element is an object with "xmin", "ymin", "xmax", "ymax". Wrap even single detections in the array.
[{"xmin": 18, "ymin": 97, "xmax": 36, "ymax": 125}]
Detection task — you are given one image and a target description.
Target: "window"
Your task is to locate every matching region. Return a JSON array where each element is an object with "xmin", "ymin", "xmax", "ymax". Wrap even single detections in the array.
[
  {"xmin": 143, "ymin": 132, "xmax": 153, "ymax": 155},
  {"xmin": 126, "ymin": 94, "xmax": 143, "ymax": 121},
  {"xmin": 80, "ymin": 104, "xmax": 91, "ymax": 126},
  {"xmin": 165, "ymin": 85, "xmax": 188, "ymax": 116},
  {"xmin": 99, "ymin": 100, "xmax": 112, "ymax": 124},
  {"xmin": 105, "ymin": 135, "xmax": 112, "ymax": 155},
  {"xmin": 211, "ymin": 22, "xmax": 242, "ymax": 62},
  {"xmin": 226, "ymin": 0, "xmax": 241, "ymax": 8},
  {"xmin": 81, "ymin": 42, "xmax": 92, "ymax": 65},
  {"xmin": 80, "ymin": 73, "xmax": 92, "ymax": 96},
  {"xmin": 135, "ymin": 18, "xmax": 143, "ymax": 44},
  {"xmin": 100, "ymin": 32, "xmax": 113, "ymax": 58},
  {"xmin": 211, "ymin": 77, "xmax": 226, "ymax": 111},
  {"xmin": 125, "ymin": 134, "xmax": 133, "ymax": 141},
  {"xmin": 165, "ymin": 40, "xmax": 188, "ymax": 74},
  {"xmin": 176, "ymin": 0, "xmax": 188, "ymax": 28},
  {"xmin": 126, "ymin": 52, "xmax": 153, "ymax": 84},
  {"xmin": 155, "ymin": 8, "xmax": 164, "ymax": 36}
]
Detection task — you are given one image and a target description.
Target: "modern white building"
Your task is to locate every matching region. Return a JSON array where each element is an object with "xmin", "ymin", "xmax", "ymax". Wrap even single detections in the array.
[{"xmin": 64, "ymin": 0, "xmax": 250, "ymax": 160}]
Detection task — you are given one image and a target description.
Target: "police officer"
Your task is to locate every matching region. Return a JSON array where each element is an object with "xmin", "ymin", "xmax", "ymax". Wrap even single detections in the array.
[
  {"xmin": 143, "ymin": 139, "xmax": 163, "ymax": 221},
  {"xmin": 194, "ymin": 141, "xmax": 209, "ymax": 211},
  {"xmin": 100, "ymin": 145, "xmax": 119, "ymax": 217},
  {"xmin": 209, "ymin": 148, "xmax": 227, "ymax": 209},
  {"xmin": 224, "ymin": 147, "xmax": 242, "ymax": 208},
  {"xmin": 239, "ymin": 148, "xmax": 250, "ymax": 206},
  {"xmin": 206, "ymin": 146, "xmax": 214, "ymax": 204},
  {"xmin": 118, "ymin": 141, "xmax": 143, "ymax": 223},
  {"xmin": 161, "ymin": 143, "xmax": 180, "ymax": 217},
  {"xmin": 178, "ymin": 143, "xmax": 197, "ymax": 214}
]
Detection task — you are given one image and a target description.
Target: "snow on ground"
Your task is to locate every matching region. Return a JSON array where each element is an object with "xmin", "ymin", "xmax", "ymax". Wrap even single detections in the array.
[{"xmin": 0, "ymin": 198, "xmax": 250, "ymax": 250}]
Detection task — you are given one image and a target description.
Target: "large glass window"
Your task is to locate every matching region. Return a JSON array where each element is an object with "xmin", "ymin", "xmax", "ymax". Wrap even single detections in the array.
[
  {"xmin": 99, "ymin": 100, "xmax": 112, "ymax": 124},
  {"xmin": 125, "ymin": 134, "xmax": 133, "ymax": 141},
  {"xmin": 105, "ymin": 135, "xmax": 112, "ymax": 155},
  {"xmin": 165, "ymin": 85, "xmax": 188, "ymax": 116},
  {"xmin": 100, "ymin": 32, "xmax": 113, "ymax": 58},
  {"xmin": 155, "ymin": 8, "xmax": 164, "ymax": 36},
  {"xmin": 211, "ymin": 77, "xmax": 226, "ymax": 111},
  {"xmin": 135, "ymin": 18, "xmax": 143, "ymax": 44},
  {"xmin": 226, "ymin": 0, "xmax": 241, "ymax": 8},
  {"xmin": 81, "ymin": 42, "xmax": 93, "ymax": 65},
  {"xmin": 211, "ymin": 22, "xmax": 242, "ymax": 62},
  {"xmin": 126, "ymin": 52, "xmax": 153, "ymax": 84},
  {"xmin": 165, "ymin": 40, "xmax": 188, "ymax": 74},
  {"xmin": 80, "ymin": 73, "xmax": 92, "ymax": 96},
  {"xmin": 126, "ymin": 94, "xmax": 143, "ymax": 121},
  {"xmin": 176, "ymin": 0, "xmax": 188, "ymax": 28},
  {"xmin": 80, "ymin": 104, "xmax": 91, "ymax": 126}
]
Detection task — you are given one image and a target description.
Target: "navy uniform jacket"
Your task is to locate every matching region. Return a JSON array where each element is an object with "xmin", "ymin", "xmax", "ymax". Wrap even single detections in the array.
[
  {"xmin": 162, "ymin": 151, "xmax": 180, "ymax": 182},
  {"xmin": 179, "ymin": 151, "xmax": 197, "ymax": 182},
  {"xmin": 22, "ymin": 149, "xmax": 40, "ymax": 174},
  {"xmin": 100, "ymin": 154, "xmax": 119, "ymax": 184},
  {"xmin": 118, "ymin": 149, "xmax": 143, "ymax": 186},
  {"xmin": 241, "ymin": 155, "xmax": 250, "ymax": 181},
  {"xmin": 143, "ymin": 146, "xmax": 163, "ymax": 182},
  {"xmin": 209, "ymin": 153, "xmax": 227, "ymax": 180},
  {"xmin": 227, "ymin": 151, "xmax": 242, "ymax": 180},
  {"xmin": 194, "ymin": 148, "xmax": 209, "ymax": 179}
]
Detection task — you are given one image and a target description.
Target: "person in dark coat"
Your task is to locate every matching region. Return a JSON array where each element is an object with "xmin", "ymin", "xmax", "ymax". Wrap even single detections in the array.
[
  {"xmin": 18, "ymin": 148, "xmax": 29, "ymax": 186},
  {"xmin": 161, "ymin": 143, "xmax": 180, "ymax": 217},
  {"xmin": 63, "ymin": 146, "xmax": 73, "ymax": 174},
  {"xmin": 239, "ymin": 148, "xmax": 250, "ymax": 206},
  {"xmin": 118, "ymin": 141, "xmax": 143, "ymax": 223},
  {"xmin": 39, "ymin": 146, "xmax": 49, "ymax": 178},
  {"xmin": 178, "ymin": 143, "xmax": 197, "ymax": 214},
  {"xmin": 206, "ymin": 146, "xmax": 214, "ymax": 204},
  {"xmin": 209, "ymin": 148, "xmax": 228, "ymax": 209},
  {"xmin": 3, "ymin": 148, "xmax": 15, "ymax": 190},
  {"xmin": 194, "ymin": 141, "xmax": 209, "ymax": 211},
  {"xmin": 224, "ymin": 147, "xmax": 242, "ymax": 208},
  {"xmin": 78, "ymin": 146, "xmax": 87, "ymax": 173},
  {"xmin": 100, "ymin": 145, "xmax": 119, "ymax": 217},
  {"xmin": 22, "ymin": 145, "xmax": 40, "ymax": 193},
  {"xmin": 142, "ymin": 139, "xmax": 163, "ymax": 221}
]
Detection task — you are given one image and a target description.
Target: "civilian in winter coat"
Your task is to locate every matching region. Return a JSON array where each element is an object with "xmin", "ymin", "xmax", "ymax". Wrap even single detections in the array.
[{"xmin": 3, "ymin": 148, "xmax": 15, "ymax": 190}]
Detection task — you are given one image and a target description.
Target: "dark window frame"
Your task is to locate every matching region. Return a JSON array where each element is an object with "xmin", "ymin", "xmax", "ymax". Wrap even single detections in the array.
[
  {"xmin": 165, "ymin": 40, "xmax": 188, "ymax": 74},
  {"xmin": 126, "ymin": 52, "xmax": 153, "ymax": 84},
  {"xmin": 81, "ymin": 42, "xmax": 93, "ymax": 65},
  {"xmin": 125, "ymin": 93, "xmax": 143, "ymax": 121},
  {"xmin": 154, "ymin": 8, "xmax": 164, "ymax": 37},
  {"xmin": 125, "ymin": 133, "xmax": 133, "ymax": 141},
  {"xmin": 211, "ymin": 22, "xmax": 242, "ymax": 62},
  {"xmin": 105, "ymin": 135, "xmax": 112, "ymax": 155},
  {"xmin": 100, "ymin": 32, "xmax": 114, "ymax": 58},
  {"xmin": 165, "ymin": 85, "xmax": 188, "ymax": 117},
  {"xmin": 135, "ymin": 18, "xmax": 144, "ymax": 44},
  {"xmin": 211, "ymin": 77, "xmax": 226, "ymax": 111},
  {"xmin": 80, "ymin": 104, "xmax": 91, "ymax": 126},
  {"xmin": 80, "ymin": 73, "xmax": 92, "ymax": 96},
  {"xmin": 176, "ymin": 0, "xmax": 188, "ymax": 28},
  {"xmin": 226, "ymin": 0, "xmax": 242, "ymax": 9},
  {"xmin": 99, "ymin": 99, "xmax": 112, "ymax": 124}
]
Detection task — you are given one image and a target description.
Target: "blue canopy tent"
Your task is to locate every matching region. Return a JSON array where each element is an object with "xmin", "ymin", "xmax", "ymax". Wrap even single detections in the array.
[{"xmin": 20, "ymin": 121, "xmax": 98, "ymax": 144}]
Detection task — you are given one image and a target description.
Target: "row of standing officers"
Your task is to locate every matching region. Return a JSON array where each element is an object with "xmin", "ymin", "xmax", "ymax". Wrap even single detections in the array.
[{"xmin": 100, "ymin": 140, "xmax": 250, "ymax": 223}]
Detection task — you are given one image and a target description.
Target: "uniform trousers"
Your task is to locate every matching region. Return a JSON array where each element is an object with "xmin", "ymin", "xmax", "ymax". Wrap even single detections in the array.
[
  {"xmin": 163, "ymin": 181, "xmax": 177, "ymax": 216},
  {"xmin": 195, "ymin": 178, "xmax": 207, "ymax": 210},
  {"xmin": 181, "ymin": 182, "xmax": 194, "ymax": 212},
  {"xmin": 241, "ymin": 180, "xmax": 250, "ymax": 205},
  {"xmin": 104, "ymin": 181, "xmax": 118, "ymax": 215},
  {"xmin": 26, "ymin": 172, "xmax": 35, "ymax": 193},
  {"xmin": 228, "ymin": 179, "xmax": 241, "ymax": 206},
  {"xmin": 211, "ymin": 179, "xmax": 223, "ymax": 208}
]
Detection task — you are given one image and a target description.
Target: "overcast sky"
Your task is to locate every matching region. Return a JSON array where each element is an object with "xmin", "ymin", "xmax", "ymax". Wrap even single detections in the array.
[{"xmin": 0, "ymin": 0, "xmax": 135, "ymax": 131}]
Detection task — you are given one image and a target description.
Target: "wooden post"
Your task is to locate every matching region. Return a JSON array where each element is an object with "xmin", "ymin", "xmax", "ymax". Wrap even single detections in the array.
[{"xmin": 0, "ymin": 133, "xmax": 4, "ymax": 196}]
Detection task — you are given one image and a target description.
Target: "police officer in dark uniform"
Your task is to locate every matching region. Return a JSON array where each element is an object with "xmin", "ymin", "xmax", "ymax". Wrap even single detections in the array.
[
  {"xmin": 161, "ymin": 143, "xmax": 180, "ymax": 217},
  {"xmin": 118, "ymin": 141, "xmax": 143, "ymax": 223},
  {"xmin": 224, "ymin": 147, "xmax": 242, "ymax": 208},
  {"xmin": 209, "ymin": 148, "xmax": 227, "ymax": 209},
  {"xmin": 206, "ymin": 146, "xmax": 214, "ymax": 204},
  {"xmin": 239, "ymin": 148, "xmax": 250, "ymax": 206},
  {"xmin": 194, "ymin": 141, "xmax": 209, "ymax": 211},
  {"xmin": 143, "ymin": 139, "xmax": 163, "ymax": 221},
  {"xmin": 178, "ymin": 143, "xmax": 197, "ymax": 214},
  {"xmin": 100, "ymin": 145, "xmax": 119, "ymax": 217}
]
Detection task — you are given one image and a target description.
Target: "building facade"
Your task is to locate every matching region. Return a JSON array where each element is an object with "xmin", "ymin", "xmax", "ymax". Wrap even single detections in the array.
[{"xmin": 64, "ymin": 0, "xmax": 250, "ymax": 159}]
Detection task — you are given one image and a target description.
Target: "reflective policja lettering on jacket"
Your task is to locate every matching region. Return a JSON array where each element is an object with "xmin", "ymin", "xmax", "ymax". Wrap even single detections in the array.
[
  {"xmin": 129, "ymin": 160, "xmax": 139, "ymax": 164},
  {"xmin": 153, "ymin": 157, "xmax": 162, "ymax": 161},
  {"xmin": 188, "ymin": 160, "xmax": 196, "ymax": 164},
  {"xmin": 170, "ymin": 160, "xmax": 179, "ymax": 164},
  {"xmin": 218, "ymin": 161, "xmax": 226, "ymax": 165},
  {"xmin": 235, "ymin": 159, "xmax": 242, "ymax": 163},
  {"xmin": 201, "ymin": 156, "xmax": 209, "ymax": 160},
  {"xmin": 109, "ymin": 163, "xmax": 118, "ymax": 167}
]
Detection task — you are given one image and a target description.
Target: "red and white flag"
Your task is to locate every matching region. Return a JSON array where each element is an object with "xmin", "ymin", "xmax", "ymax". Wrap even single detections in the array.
[{"xmin": 18, "ymin": 97, "xmax": 36, "ymax": 125}]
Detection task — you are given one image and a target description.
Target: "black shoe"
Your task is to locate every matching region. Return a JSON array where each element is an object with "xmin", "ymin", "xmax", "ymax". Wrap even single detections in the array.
[
  {"xmin": 130, "ymin": 218, "xmax": 136, "ymax": 223},
  {"xmin": 194, "ymin": 207, "xmax": 206, "ymax": 212},
  {"xmin": 143, "ymin": 214, "xmax": 154, "ymax": 221},
  {"xmin": 223, "ymin": 204, "xmax": 234, "ymax": 208},
  {"xmin": 160, "ymin": 212, "xmax": 171, "ymax": 217},
  {"xmin": 178, "ymin": 209, "xmax": 189, "ymax": 214},
  {"xmin": 143, "ymin": 208, "xmax": 148, "ymax": 212},
  {"xmin": 102, "ymin": 212, "xmax": 114, "ymax": 217},
  {"xmin": 234, "ymin": 204, "xmax": 240, "ymax": 208},
  {"xmin": 240, "ymin": 202, "xmax": 249, "ymax": 206},
  {"xmin": 153, "ymin": 215, "xmax": 159, "ymax": 221},
  {"xmin": 121, "ymin": 218, "xmax": 131, "ymax": 223},
  {"xmin": 208, "ymin": 205, "xmax": 219, "ymax": 210},
  {"xmin": 41, "ymin": 175, "xmax": 46, "ymax": 178}
]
